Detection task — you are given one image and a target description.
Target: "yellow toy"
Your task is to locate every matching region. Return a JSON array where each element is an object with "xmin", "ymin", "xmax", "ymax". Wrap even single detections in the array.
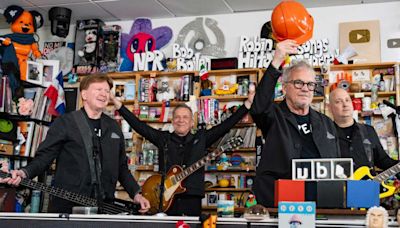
[{"xmin": 214, "ymin": 82, "xmax": 238, "ymax": 95}]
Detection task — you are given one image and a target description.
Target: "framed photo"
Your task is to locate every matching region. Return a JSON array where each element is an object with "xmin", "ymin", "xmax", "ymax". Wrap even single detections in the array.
[
  {"xmin": 64, "ymin": 83, "xmax": 81, "ymax": 112},
  {"xmin": 37, "ymin": 60, "xmax": 60, "ymax": 87},
  {"xmin": 26, "ymin": 61, "xmax": 43, "ymax": 86}
]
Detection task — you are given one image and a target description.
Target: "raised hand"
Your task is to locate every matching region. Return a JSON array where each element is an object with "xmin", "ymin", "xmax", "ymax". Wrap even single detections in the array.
[
  {"xmin": 271, "ymin": 39, "xmax": 299, "ymax": 69},
  {"xmin": 110, "ymin": 93, "xmax": 123, "ymax": 110}
]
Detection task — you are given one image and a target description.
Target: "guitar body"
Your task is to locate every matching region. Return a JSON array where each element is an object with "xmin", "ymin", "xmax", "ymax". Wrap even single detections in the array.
[
  {"xmin": 141, "ymin": 137, "xmax": 244, "ymax": 215},
  {"xmin": 352, "ymin": 166, "xmax": 395, "ymax": 199},
  {"xmin": 142, "ymin": 165, "xmax": 186, "ymax": 214}
]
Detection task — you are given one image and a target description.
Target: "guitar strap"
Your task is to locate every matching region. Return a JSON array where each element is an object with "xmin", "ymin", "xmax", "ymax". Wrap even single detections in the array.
[
  {"xmin": 358, "ymin": 123, "xmax": 374, "ymax": 167},
  {"xmin": 72, "ymin": 110, "xmax": 105, "ymax": 200}
]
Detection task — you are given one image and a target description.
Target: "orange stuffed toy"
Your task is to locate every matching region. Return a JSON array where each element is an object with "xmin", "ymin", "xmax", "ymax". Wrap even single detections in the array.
[{"xmin": 0, "ymin": 5, "xmax": 43, "ymax": 97}]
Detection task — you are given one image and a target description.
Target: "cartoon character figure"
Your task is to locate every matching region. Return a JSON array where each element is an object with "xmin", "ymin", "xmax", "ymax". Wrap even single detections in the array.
[
  {"xmin": 366, "ymin": 206, "xmax": 388, "ymax": 228},
  {"xmin": 120, "ymin": 18, "xmax": 172, "ymax": 71},
  {"xmin": 289, "ymin": 214, "xmax": 302, "ymax": 228},
  {"xmin": 78, "ymin": 29, "xmax": 98, "ymax": 64},
  {"xmin": 0, "ymin": 5, "xmax": 43, "ymax": 97}
]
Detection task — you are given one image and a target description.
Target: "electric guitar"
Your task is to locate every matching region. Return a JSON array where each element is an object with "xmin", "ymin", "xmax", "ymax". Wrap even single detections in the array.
[
  {"xmin": 352, "ymin": 162, "xmax": 400, "ymax": 199},
  {"xmin": 0, "ymin": 171, "xmax": 138, "ymax": 214},
  {"xmin": 141, "ymin": 136, "xmax": 243, "ymax": 215}
]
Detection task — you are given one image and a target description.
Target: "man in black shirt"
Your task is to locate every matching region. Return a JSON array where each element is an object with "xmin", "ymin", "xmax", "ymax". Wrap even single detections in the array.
[
  {"xmin": 1, "ymin": 74, "xmax": 150, "ymax": 214},
  {"xmin": 250, "ymin": 40, "xmax": 340, "ymax": 207},
  {"xmin": 329, "ymin": 88, "xmax": 397, "ymax": 174},
  {"xmin": 112, "ymin": 86, "xmax": 255, "ymax": 216}
]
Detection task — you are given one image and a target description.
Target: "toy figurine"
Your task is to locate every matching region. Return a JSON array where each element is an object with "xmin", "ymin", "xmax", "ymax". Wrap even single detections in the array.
[
  {"xmin": 156, "ymin": 77, "xmax": 175, "ymax": 102},
  {"xmin": 217, "ymin": 153, "xmax": 231, "ymax": 171},
  {"xmin": 289, "ymin": 214, "xmax": 302, "ymax": 228},
  {"xmin": 0, "ymin": 5, "xmax": 43, "ymax": 97},
  {"xmin": 366, "ymin": 206, "xmax": 388, "ymax": 228},
  {"xmin": 78, "ymin": 29, "xmax": 98, "ymax": 64}
]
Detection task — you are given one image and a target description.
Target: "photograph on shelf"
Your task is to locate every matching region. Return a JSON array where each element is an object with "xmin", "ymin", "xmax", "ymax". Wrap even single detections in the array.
[
  {"xmin": 37, "ymin": 60, "xmax": 60, "ymax": 87},
  {"xmin": 113, "ymin": 80, "xmax": 126, "ymax": 100},
  {"xmin": 64, "ymin": 84, "xmax": 80, "ymax": 113},
  {"xmin": 26, "ymin": 61, "xmax": 43, "ymax": 86}
]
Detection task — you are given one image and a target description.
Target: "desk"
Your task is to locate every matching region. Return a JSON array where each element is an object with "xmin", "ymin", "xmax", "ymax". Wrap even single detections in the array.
[{"xmin": 0, "ymin": 213, "xmax": 398, "ymax": 227}]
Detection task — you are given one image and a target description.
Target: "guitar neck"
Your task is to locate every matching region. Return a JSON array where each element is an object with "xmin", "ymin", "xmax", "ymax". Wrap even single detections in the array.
[
  {"xmin": 20, "ymin": 177, "xmax": 97, "ymax": 207},
  {"xmin": 175, "ymin": 148, "xmax": 223, "ymax": 183},
  {"xmin": 374, "ymin": 162, "xmax": 400, "ymax": 182},
  {"xmin": 0, "ymin": 172, "xmax": 132, "ymax": 214}
]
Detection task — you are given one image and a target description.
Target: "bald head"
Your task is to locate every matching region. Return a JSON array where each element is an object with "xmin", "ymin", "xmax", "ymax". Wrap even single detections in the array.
[{"xmin": 329, "ymin": 88, "xmax": 354, "ymax": 127}]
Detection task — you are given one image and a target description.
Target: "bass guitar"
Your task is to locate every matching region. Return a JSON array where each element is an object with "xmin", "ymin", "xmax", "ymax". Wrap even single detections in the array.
[
  {"xmin": 142, "ymin": 136, "xmax": 243, "ymax": 215},
  {"xmin": 352, "ymin": 162, "xmax": 400, "ymax": 198},
  {"xmin": 0, "ymin": 171, "xmax": 138, "ymax": 214}
]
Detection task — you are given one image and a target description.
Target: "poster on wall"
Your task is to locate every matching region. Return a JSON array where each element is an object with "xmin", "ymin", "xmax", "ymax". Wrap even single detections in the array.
[{"xmin": 339, "ymin": 20, "xmax": 381, "ymax": 63}]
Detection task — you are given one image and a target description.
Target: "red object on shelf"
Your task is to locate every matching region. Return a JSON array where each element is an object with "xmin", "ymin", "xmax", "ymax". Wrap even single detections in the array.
[{"xmin": 274, "ymin": 179, "xmax": 305, "ymax": 207}]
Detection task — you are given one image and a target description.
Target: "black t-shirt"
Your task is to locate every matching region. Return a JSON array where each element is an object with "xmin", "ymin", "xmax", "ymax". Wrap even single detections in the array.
[
  {"xmin": 336, "ymin": 122, "xmax": 368, "ymax": 169},
  {"xmin": 294, "ymin": 113, "xmax": 320, "ymax": 159}
]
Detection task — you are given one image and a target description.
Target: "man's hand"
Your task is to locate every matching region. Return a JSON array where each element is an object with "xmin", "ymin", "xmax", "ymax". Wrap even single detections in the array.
[
  {"xmin": 110, "ymin": 93, "xmax": 122, "ymax": 110},
  {"xmin": 0, "ymin": 161, "xmax": 26, "ymax": 186},
  {"xmin": 271, "ymin": 40, "xmax": 299, "ymax": 69},
  {"xmin": 244, "ymin": 83, "xmax": 256, "ymax": 109},
  {"xmin": 133, "ymin": 193, "xmax": 151, "ymax": 213}
]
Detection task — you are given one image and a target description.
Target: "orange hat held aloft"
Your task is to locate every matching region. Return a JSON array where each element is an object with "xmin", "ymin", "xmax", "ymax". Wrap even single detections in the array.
[{"xmin": 271, "ymin": 0, "xmax": 314, "ymax": 44}]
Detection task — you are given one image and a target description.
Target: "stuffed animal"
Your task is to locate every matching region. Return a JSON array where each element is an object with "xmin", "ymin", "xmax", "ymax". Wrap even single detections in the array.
[
  {"xmin": 0, "ymin": 5, "xmax": 43, "ymax": 98},
  {"xmin": 78, "ymin": 29, "xmax": 98, "ymax": 64}
]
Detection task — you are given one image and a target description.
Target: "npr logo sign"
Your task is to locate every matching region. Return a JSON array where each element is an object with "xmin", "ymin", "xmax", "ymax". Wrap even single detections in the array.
[{"xmin": 292, "ymin": 158, "xmax": 353, "ymax": 181}]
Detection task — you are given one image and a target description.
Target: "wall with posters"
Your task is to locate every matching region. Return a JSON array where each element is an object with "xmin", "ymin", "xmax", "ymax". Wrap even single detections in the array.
[{"xmin": 0, "ymin": 1, "xmax": 398, "ymax": 63}]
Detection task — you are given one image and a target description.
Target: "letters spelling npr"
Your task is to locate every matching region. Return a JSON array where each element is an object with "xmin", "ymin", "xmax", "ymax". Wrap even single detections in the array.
[{"xmin": 292, "ymin": 158, "xmax": 354, "ymax": 181}]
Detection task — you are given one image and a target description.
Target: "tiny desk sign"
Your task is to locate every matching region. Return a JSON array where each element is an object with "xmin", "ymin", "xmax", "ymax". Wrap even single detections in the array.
[
  {"xmin": 278, "ymin": 201, "xmax": 315, "ymax": 228},
  {"xmin": 292, "ymin": 158, "xmax": 353, "ymax": 181}
]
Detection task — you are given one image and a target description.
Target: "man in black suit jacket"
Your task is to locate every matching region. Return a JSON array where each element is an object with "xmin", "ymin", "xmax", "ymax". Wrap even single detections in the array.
[
  {"xmin": 1, "ymin": 74, "xmax": 150, "ymax": 214},
  {"xmin": 250, "ymin": 40, "xmax": 340, "ymax": 207}
]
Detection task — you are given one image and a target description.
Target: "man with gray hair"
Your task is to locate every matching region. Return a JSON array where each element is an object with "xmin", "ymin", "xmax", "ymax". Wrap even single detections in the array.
[{"xmin": 250, "ymin": 40, "xmax": 340, "ymax": 207}]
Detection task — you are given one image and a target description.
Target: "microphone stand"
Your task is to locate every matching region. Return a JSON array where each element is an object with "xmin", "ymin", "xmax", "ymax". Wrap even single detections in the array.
[
  {"xmin": 92, "ymin": 134, "xmax": 104, "ymax": 213},
  {"xmin": 157, "ymin": 141, "xmax": 168, "ymax": 215}
]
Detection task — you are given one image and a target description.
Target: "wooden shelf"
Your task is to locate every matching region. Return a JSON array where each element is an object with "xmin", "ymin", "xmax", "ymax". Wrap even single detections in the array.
[
  {"xmin": 135, "ymin": 165, "xmax": 155, "ymax": 171},
  {"xmin": 208, "ymin": 147, "xmax": 256, "ymax": 153},
  {"xmin": 107, "ymin": 72, "xmax": 137, "ymax": 79},
  {"xmin": 0, "ymin": 112, "xmax": 52, "ymax": 126},
  {"xmin": 0, "ymin": 153, "xmax": 33, "ymax": 160},
  {"xmin": 349, "ymin": 91, "xmax": 396, "ymax": 97},
  {"xmin": 139, "ymin": 71, "xmax": 196, "ymax": 77},
  {"xmin": 205, "ymin": 168, "xmax": 255, "ymax": 173},
  {"xmin": 200, "ymin": 95, "xmax": 248, "ymax": 101},
  {"xmin": 329, "ymin": 62, "xmax": 398, "ymax": 71},
  {"xmin": 202, "ymin": 206, "xmax": 245, "ymax": 212},
  {"xmin": 205, "ymin": 188, "xmax": 251, "ymax": 192},
  {"xmin": 208, "ymin": 68, "xmax": 260, "ymax": 76}
]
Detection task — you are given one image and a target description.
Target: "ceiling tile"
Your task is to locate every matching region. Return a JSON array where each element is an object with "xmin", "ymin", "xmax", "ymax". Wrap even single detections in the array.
[
  {"xmin": 158, "ymin": 0, "xmax": 232, "ymax": 17},
  {"xmin": 225, "ymin": 0, "xmax": 280, "ymax": 12},
  {"xmin": 96, "ymin": 0, "xmax": 174, "ymax": 20},
  {"xmin": 28, "ymin": 0, "xmax": 90, "ymax": 5},
  {"xmin": 0, "ymin": 1, "xmax": 35, "ymax": 9},
  {"xmin": 38, "ymin": 2, "xmax": 116, "ymax": 23}
]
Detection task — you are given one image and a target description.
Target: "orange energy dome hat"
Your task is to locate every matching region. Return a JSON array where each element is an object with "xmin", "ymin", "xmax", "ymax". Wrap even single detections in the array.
[{"xmin": 271, "ymin": 0, "xmax": 314, "ymax": 44}]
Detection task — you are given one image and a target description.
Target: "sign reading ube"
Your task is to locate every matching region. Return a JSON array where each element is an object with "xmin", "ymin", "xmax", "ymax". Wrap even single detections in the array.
[{"xmin": 292, "ymin": 158, "xmax": 353, "ymax": 181}]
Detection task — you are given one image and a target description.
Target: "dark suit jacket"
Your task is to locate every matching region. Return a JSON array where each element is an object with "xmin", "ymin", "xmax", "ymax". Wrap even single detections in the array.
[
  {"xmin": 23, "ymin": 109, "xmax": 140, "ymax": 213},
  {"xmin": 250, "ymin": 65, "xmax": 341, "ymax": 207}
]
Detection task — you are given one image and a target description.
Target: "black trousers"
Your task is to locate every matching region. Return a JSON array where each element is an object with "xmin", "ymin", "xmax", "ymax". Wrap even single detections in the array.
[{"xmin": 166, "ymin": 195, "xmax": 202, "ymax": 216}]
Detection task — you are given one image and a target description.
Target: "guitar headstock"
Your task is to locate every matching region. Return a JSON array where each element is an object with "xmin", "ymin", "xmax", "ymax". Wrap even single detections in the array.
[{"xmin": 221, "ymin": 136, "xmax": 244, "ymax": 152}]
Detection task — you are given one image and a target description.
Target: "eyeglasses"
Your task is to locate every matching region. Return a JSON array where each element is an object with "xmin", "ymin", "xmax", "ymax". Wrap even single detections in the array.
[{"xmin": 286, "ymin": 80, "xmax": 317, "ymax": 91}]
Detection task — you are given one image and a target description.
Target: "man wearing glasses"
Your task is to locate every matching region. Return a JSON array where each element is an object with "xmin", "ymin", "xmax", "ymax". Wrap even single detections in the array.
[{"xmin": 250, "ymin": 40, "xmax": 340, "ymax": 207}]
